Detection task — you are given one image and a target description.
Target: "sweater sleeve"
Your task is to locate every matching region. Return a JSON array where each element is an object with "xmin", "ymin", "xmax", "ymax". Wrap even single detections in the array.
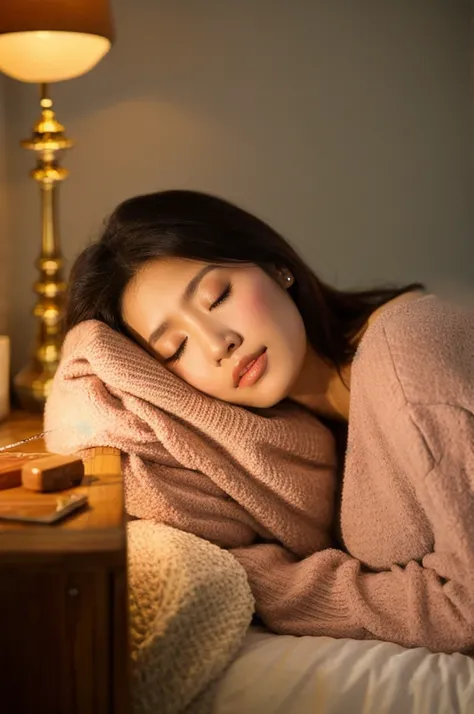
[{"xmin": 231, "ymin": 405, "xmax": 474, "ymax": 654}]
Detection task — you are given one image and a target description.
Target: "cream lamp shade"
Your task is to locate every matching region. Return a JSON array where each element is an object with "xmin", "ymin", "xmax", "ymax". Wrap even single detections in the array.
[{"xmin": 0, "ymin": 0, "xmax": 115, "ymax": 83}]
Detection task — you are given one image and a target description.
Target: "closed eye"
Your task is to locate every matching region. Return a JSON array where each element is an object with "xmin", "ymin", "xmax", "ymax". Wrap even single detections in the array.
[
  {"xmin": 210, "ymin": 283, "xmax": 233, "ymax": 310},
  {"xmin": 164, "ymin": 284, "xmax": 232, "ymax": 365},
  {"xmin": 164, "ymin": 337, "xmax": 188, "ymax": 365}
]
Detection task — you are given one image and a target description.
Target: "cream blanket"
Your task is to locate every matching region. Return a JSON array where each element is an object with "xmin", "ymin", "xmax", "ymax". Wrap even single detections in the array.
[{"xmin": 127, "ymin": 520, "xmax": 255, "ymax": 714}]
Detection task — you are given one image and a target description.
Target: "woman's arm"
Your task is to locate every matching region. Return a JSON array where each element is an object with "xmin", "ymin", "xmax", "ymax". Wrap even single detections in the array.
[{"xmin": 232, "ymin": 405, "xmax": 474, "ymax": 654}]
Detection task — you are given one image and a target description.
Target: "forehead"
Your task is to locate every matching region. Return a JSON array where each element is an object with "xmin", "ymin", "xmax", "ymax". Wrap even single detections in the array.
[
  {"xmin": 132, "ymin": 257, "xmax": 206, "ymax": 294},
  {"xmin": 121, "ymin": 258, "xmax": 214, "ymax": 335},
  {"xmin": 123, "ymin": 256, "xmax": 191, "ymax": 305}
]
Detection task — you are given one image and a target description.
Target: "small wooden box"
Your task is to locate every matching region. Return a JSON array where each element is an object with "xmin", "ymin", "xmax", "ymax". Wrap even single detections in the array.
[{"xmin": 0, "ymin": 452, "xmax": 47, "ymax": 490}]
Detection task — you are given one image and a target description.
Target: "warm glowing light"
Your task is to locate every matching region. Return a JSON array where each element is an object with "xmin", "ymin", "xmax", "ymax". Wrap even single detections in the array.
[{"xmin": 0, "ymin": 30, "xmax": 111, "ymax": 83}]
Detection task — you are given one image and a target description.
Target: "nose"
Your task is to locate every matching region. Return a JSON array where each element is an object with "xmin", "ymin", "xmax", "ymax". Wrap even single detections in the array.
[
  {"xmin": 206, "ymin": 329, "xmax": 242, "ymax": 364},
  {"xmin": 184, "ymin": 311, "xmax": 242, "ymax": 363}
]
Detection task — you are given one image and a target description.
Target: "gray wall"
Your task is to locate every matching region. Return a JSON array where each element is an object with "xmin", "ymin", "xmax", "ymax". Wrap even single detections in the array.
[
  {"xmin": 472, "ymin": 0, "xmax": 474, "ymax": 202},
  {"xmin": 3, "ymin": 0, "xmax": 473, "ymax": 373}
]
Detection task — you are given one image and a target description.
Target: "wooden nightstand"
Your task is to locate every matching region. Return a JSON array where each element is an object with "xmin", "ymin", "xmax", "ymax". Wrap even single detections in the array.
[{"xmin": 0, "ymin": 411, "xmax": 129, "ymax": 714}]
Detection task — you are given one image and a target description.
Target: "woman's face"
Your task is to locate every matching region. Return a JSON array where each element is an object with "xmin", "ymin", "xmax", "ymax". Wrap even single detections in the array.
[{"xmin": 121, "ymin": 258, "xmax": 307, "ymax": 408}]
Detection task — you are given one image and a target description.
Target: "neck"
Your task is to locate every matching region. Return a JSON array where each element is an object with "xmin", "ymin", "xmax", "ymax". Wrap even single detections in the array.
[
  {"xmin": 289, "ymin": 345, "xmax": 351, "ymax": 422},
  {"xmin": 289, "ymin": 290, "xmax": 424, "ymax": 421}
]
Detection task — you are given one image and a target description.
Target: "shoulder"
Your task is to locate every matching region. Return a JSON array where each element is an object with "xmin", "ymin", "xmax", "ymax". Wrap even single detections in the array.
[{"xmin": 356, "ymin": 293, "xmax": 474, "ymax": 407}]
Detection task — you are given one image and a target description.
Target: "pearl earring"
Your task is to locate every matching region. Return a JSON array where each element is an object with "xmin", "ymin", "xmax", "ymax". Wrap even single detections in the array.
[{"xmin": 286, "ymin": 275, "xmax": 292, "ymax": 282}]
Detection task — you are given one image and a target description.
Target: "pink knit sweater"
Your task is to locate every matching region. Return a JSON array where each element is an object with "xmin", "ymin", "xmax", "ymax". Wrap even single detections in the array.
[{"xmin": 45, "ymin": 295, "xmax": 474, "ymax": 654}]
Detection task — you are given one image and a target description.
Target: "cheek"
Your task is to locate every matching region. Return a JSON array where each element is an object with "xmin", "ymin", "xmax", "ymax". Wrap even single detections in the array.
[
  {"xmin": 177, "ymin": 346, "xmax": 223, "ymax": 396},
  {"xmin": 235, "ymin": 280, "xmax": 280, "ymax": 329},
  {"xmin": 178, "ymin": 350, "xmax": 208, "ymax": 383},
  {"xmin": 235, "ymin": 278, "xmax": 303, "ymax": 351},
  {"xmin": 239, "ymin": 277, "xmax": 307, "ymax": 367}
]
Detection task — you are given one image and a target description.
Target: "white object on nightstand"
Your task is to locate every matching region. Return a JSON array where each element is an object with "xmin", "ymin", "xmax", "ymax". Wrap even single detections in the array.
[{"xmin": 0, "ymin": 336, "xmax": 10, "ymax": 420}]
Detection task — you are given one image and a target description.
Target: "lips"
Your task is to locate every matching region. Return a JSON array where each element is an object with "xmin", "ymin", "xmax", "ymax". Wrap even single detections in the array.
[{"xmin": 233, "ymin": 347, "xmax": 267, "ymax": 388}]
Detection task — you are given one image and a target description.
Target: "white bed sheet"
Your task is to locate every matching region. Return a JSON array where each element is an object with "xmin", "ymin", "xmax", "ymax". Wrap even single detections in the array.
[{"xmin": 209, "ymin": 626, "xmax": 474, "ymax": 714}]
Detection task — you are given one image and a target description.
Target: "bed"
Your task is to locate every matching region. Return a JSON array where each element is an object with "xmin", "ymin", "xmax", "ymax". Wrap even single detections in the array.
[
  {"xmin": 127, "ymin": 517, "xmax": 474, "ymax": 714},
  {"xmin": 206, "ymin": 625, "xmax": 474, "ymax": 714}
]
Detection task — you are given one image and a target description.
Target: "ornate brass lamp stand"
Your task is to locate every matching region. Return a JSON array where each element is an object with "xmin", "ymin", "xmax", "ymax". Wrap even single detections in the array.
[{"xmin": 13, "ymin": 84, "xmax": 72, "ymax": 410}]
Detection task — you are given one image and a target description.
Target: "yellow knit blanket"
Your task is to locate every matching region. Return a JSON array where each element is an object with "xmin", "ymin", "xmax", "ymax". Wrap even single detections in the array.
[{"xmin": 127, "ymin": 520, "xmax": 254, "ymax": 714}]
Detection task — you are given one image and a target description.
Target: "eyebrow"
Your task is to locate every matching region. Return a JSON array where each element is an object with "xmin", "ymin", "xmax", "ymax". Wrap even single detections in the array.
[{"xmin": 147, "ymin": 264, "xmax": 219, "ymax": 346}]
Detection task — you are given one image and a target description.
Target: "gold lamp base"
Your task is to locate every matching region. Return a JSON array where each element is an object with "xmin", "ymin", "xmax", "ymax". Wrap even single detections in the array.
[
  {"xmin": 13, "ymin": 84, "xmax": 71, "ymax": 412},
  {"xmin": 14, "ymin": 361, "xmax": 56, "ymax": 412}
]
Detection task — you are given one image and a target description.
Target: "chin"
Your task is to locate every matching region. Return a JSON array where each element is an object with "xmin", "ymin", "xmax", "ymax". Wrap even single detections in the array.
[
  {"xmin": 243, "ymin": 377, "xmax": 295, "ymax": 409},
  {"xmin": 248, "ymin": 394, "xmax": 282, "ymax": 409},
  {"xmin": 223, "ymin": 386, "xmax": 280, "ymax": 409}
]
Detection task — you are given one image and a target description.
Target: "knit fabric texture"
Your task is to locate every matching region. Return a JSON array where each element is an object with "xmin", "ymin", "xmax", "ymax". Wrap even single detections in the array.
[
  {"xmin": 44, "ymin": 319, "xmax": 337, "ymax": 555},
  {"xmin": 127, "ymin": 519, "xmax": 254, "ymax": 714},
  {"xmin": 45, "ymin": 294, "xmax": 474, "ymax": 654}
]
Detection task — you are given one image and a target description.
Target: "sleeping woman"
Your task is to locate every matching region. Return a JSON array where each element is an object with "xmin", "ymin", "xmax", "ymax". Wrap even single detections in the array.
[{"xmin": 46, "ymin": 190, "xmax": 474, "ymax": 654}]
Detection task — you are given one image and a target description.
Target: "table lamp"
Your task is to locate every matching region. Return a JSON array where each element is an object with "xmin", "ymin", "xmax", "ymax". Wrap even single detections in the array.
[{"xmin": 0, "ymin": 0, "xmax": 115, "ymax": 411}]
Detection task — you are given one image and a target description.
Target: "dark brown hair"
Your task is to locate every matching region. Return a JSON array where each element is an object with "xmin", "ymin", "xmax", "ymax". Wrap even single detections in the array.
[{"xmin": 66, "ymin": 190, "xmax": 423, "ymax": 369}]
